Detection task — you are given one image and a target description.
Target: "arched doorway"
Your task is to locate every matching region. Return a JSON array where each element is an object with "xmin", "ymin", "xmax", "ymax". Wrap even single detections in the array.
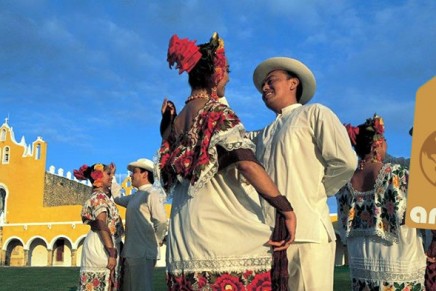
[
  {"xmin": 29, "ymin": 238, "xmax": 48, "ymax": 266},
  {"xmin": 52, "ymin": 238, "xmax": 72, "ymax": 266},
  {"xmin": 6, "ymin": 239, "xmax": 24, "ymax": 266}
]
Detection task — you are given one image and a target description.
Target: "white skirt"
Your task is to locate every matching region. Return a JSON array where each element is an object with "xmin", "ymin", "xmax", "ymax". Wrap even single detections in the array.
[
  {"xmin": 347, "ymin": 225, "xmax": 426, "ymax": 289},
  {"xmin": 79, "ymin": 231, "xmax": 121, "ymax": 291},
  {"xmin": 167, "ymin": 166, "xmax": 273, "ymax": 275}
]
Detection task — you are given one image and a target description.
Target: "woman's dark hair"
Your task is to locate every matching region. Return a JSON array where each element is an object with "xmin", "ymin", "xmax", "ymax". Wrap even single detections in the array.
[
  {"xmin": 354, "ymin": 124, "xmax": 376, "ymax": 159},
  {"xmin": 285, "ymin": 71, "xmax": 303, "ymax": 102},
  {"xmin": 188, "ymin": 39, "xmax": 221, "ymax": 89}
]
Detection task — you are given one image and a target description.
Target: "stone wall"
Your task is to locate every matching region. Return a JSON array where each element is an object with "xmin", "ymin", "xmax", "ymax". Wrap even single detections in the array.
[{"xmin": 43, "ymin": 173, "xmax": 91, "ymax": 206}]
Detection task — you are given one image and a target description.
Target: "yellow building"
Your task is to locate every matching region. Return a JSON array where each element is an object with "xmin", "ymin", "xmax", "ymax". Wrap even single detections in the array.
[{"xmin": 0, "ymin": 118, "xmax": 170, "ymax": 267}]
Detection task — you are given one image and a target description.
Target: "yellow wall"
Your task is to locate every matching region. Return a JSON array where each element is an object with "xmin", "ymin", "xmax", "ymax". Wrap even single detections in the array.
[
  {"xmin": 0, "ymin": 120, "xmax": 126, "ymax": 265},
  {"xmin": 0, "ymin": 119, "xmax": 172, "ymax": 266}
]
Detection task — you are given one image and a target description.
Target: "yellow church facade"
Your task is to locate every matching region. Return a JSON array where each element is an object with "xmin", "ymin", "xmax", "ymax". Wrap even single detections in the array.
[{"xmin": 0, "ymin": 118, "xmax": 170, "ymax": 267}]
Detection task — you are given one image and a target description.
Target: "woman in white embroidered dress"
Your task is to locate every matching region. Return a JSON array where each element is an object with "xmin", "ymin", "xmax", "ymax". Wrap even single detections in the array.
[
  {"xmin": 337, "ymin": 114, "xmax": 426, "ymax": 290},
  {"xmin": 158, "ymin": 33, "xmax": 296, "ymax": 290},
  {"xmin": 74, "ymin": 163, "xmax": 124, "ymax": 291}
]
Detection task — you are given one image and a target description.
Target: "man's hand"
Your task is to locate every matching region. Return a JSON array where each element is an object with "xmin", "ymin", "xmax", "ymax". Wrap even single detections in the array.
[{"xmin": 268, "ymin": 210, "xmax": 296, "ymax": 252}]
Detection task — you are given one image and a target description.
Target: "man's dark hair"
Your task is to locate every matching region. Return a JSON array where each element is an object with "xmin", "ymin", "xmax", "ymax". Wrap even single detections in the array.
[
  {"xmin": 138, "ymin": 168, "xmax": 155, "ymax": 184},
  {"xmin": 285, "ymin": 71, "xmax": 303, "ymax": 102}
]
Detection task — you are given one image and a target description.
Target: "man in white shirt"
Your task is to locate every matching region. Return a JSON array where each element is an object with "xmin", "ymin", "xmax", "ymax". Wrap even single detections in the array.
[
  {"xmin": 249, "ymin": 57, "xmax": 357, "ymax": 291},
  {"xmin": 114, "ymin": 158, "xmax": 168, "ymax": 291}
]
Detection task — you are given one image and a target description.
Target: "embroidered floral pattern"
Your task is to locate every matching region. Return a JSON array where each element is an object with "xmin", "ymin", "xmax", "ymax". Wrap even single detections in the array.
[
  {"xmin": 79, "ymin": 270, "xmax": 110, "ymax": 291},
  {"xmin": 167, "ymin": 270, "xmax": 271, "ymax": 290},
  {"xmin": 352, "ymin": 277, "xmax": 423, "ymax": 291},
  {"xmin": 81, "ymin": 191, "xmax": 124, "ymax": 238},
  {"xmin": 158, "ymin": 100, "xmax": 245, "ymax": 194},
  {"xmin": 337, "ymin": 163, "xmax": 408, "ymax": 244}
]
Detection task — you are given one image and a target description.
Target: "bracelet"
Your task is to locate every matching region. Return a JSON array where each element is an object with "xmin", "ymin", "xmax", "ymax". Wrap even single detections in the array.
[
  {"xmin": 259, "ymin": 193, "xmax": 293, "ymax": 212},
  {"xmin": 105, "ymin": 247, "xmax": 117, "ymax": 259}
]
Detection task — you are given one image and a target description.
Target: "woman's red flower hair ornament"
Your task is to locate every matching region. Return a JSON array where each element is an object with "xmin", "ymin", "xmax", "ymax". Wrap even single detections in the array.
[
  {"xmin": 344, "ymin": 113, "xmax": 385, "ymax": 147},
  {"xmin": 344, "ymin": 124, "xmax": 359, "ymax": 146},
  {"xmin": 73, "ymin": 163, "xmax": 112, "ymax": 188},
  {"xmin": 73, "ymin": 164, "xmax": 89, "ymax": 181},
  {"xmin": 210, "ymin": 32, "xmax": 227, "ymax": 86},
  {"xmin": 167, "ymin": 34, "xmax": 202, "ymax": 74}
]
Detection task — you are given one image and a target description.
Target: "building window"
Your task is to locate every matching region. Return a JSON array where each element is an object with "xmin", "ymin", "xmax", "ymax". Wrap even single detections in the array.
[
  {"xmin": 0, "ymin": 187, "xmax": 6, "ymax": 220},
  {"xmin": 0, "ymin": 129, "xmax": 6, "ymax": 141},
  {"xmin": 54, "ymin": 240, "xmax": 64, "ymax": 262},
  {"xmin": 35, "ymin": 144, "xmax": 41, "ymax": 160},
  {"xmin": 2, "ymin": 147, "xmax": 9, "ymax": 164}
]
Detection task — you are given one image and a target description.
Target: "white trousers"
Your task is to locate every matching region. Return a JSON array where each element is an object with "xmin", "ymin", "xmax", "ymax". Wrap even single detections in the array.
[{"xmin": 286, "ymin": 231, "xmax": 336, "ymax": 291}]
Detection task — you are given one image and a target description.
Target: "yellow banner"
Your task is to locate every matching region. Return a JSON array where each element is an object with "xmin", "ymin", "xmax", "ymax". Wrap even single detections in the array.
[{"xmin": 406, "ymin": 77, "xmax": 436, "ymax": 229}]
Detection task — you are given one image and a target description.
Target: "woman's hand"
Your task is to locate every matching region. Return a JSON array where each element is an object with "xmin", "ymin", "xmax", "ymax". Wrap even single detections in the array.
[
  {"xmin": 107, "ymin": 256, "xmax": 116, "ymax": 270},
  {"xmin": 161, "ymin": 98, "xmax": 176, "ymax": 116},
  {"xmin": 268, "ymin": 210, "xmax": 297, "ymax": 252},
  {"xmin": 109, "ymin": 162, "xmax": 116, "ymax": 177}
]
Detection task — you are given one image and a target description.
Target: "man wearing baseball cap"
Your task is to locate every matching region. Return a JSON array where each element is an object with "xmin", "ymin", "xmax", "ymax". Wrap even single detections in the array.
[
  {"xmin": 249, "ymin": 57, "xmax": 357, "ymax": 290},
  {"xmin": 114, "ymin": 158, "xmax": 168, "ymax": 291}
]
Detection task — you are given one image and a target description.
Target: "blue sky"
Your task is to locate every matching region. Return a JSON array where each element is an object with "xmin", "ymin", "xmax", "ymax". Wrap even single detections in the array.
[{"xmin": 1, "ymin": 1, "xmax": 435, "ymax": 210}]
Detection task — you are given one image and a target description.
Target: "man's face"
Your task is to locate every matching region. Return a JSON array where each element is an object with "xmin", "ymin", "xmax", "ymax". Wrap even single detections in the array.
[
  {"xmin": 261, "ymin": 70, "xmax": 299, "ymax": 113},
  {"xmin": 130, "ymin": 167, "xmax": 146, "ymax": 188}
]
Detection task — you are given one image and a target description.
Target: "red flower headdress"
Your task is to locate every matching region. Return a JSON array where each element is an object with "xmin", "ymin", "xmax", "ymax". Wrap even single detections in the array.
[
  {"xmin": 167, "ymin": 34, "xmax": 202, "ymax": 74},
  {"xmin": 73, "ymin": 164, "xmax": 89, "ymax": 180},
  {"xmin": 210, "ymin": 32, "xmax": 227, "ymax": 86},
  {"xmin": 344, "ymin": 113, "xmax": 385, "ymax": 147},
  {"xmin": 73, "ymin": 163, "xmax": 114, "ymax": 188},
  {"xmin": 344, "ymin": 124, "xmax": 359, "ymax": 146},
  {"xmin": 365, "ymin": 113, "xmax": 385, "ymax": 142}
]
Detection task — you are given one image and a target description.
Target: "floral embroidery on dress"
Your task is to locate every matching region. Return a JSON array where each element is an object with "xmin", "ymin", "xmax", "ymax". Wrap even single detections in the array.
[
  {"xmin": 167, "ymin": 270, "xmax": 271, "ymax": 291},
  {"xmin": 81, "ymin": 191, "xmax": 124, "ymax": 238},
  {"xmin": 80, "ymin": 270, "xmax": 110, "ymax": 291},
  {"xmin": 337, "ymin": 163, "xmax": 408, "ymax": 244},
  {"xmin": 352, "ymin": 277, "xmax": 423, "ymax": 291},
  {"xmin": 158, "ymin": 100, "xmax": 247, "ymax": 194}
]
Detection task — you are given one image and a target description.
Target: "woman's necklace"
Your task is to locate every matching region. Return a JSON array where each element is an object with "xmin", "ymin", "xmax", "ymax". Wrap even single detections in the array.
[
  {"xmin": 358, "ymin": 159, "xmax": 383, "ymax": 170},
  {"xmin": 185, "ymin": 92, "xmax": 210, "ymax": 104}
]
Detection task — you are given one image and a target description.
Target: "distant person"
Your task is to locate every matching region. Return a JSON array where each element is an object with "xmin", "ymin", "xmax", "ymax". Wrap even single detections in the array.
[
  {"xmin": 158, "ymin": 32, "xmax": 296, "ymax": 290},
  {"xmin": 74, "ymin": 162, "xmax": 124, "ymax": 290},
  {"xmin": 337, "ymin": 114, "xmax": 426, "ymax": 290},
  {"xmin": 249, "ymin": 56, "xmax": 357, "ymax": 290},
  {"xmin": 113, "ymin": 158, "xmax": 168, "ymax": 291}
]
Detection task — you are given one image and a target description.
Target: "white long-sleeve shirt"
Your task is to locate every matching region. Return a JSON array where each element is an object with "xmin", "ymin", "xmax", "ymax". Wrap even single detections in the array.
[
  {"xmin": 249, "ymin": 103, "xmax": 357, "ymax": 243},
  {"xmin": 114, "ymin": 184, "xmax": 168, "ymax": 259}
]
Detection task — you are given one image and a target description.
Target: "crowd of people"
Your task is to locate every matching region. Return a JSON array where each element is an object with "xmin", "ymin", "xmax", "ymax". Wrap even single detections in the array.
[{"xmin": 72, "ymin": 32, "xmax": 428, "ymax": 291}]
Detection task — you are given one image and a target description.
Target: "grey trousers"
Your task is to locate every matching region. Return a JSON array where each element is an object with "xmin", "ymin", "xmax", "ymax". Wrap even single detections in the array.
[{"xmin": 122, "ymin": 257, "xmax": 156, "ymax": 291}]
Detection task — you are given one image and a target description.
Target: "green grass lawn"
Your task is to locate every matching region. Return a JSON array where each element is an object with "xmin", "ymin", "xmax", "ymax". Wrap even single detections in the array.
[{"xmin": 0, "ymin": 266, "xmax": 350, "ymax": 290}]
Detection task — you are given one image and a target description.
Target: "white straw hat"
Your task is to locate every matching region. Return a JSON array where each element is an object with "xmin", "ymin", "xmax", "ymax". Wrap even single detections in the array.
[
  {"xmin": 253, "ymin": 57, "xmax": 316, "ymax": 104},
  {"xmin": 127, "ymin": 158, "xmax": 154, "ymax": 172}
]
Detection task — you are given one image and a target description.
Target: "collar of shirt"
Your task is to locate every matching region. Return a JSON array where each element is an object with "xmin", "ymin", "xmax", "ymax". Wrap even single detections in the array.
[
  {"xmin": 137, "ymin": 184, "xmax": 153, "ymax": 191},
  {"xmin": 279, "ymin": 103, "xmax": 302, "ymax": 116}
]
